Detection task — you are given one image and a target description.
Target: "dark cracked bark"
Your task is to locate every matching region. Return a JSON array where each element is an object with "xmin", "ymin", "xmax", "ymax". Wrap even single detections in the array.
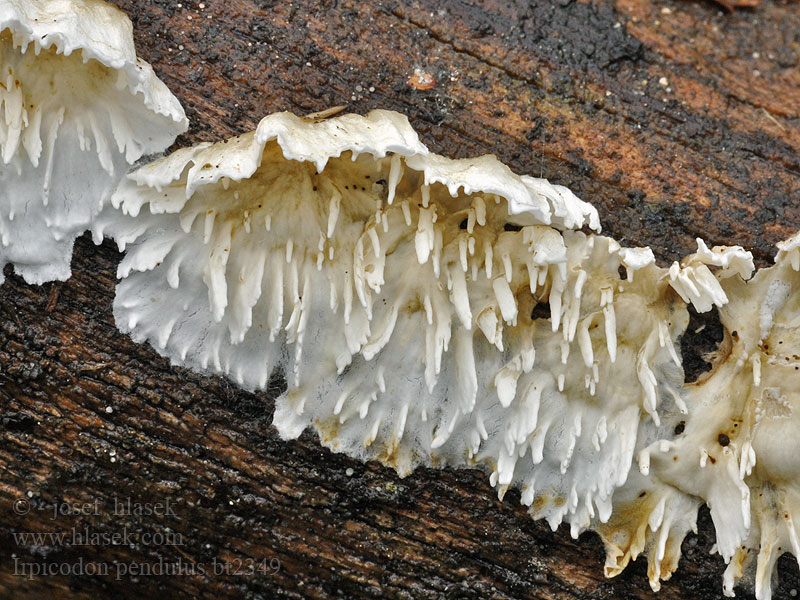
[{"xmin": 1, "ymin": 0, "xmax": 799, "ymax": 598}]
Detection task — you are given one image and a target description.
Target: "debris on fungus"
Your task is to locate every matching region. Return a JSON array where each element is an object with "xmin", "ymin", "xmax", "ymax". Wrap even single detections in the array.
[
  {"xmin": 0, "ymin": 0, "xmax": 187, "ymax": 284},
  {"xmin": 94, "ymin": 108, "xmax": 800, "ymax": 600}
]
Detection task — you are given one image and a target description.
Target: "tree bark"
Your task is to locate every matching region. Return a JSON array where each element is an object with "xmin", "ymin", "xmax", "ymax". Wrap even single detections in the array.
[{"xmin": 1, "ymin": 0, "xmax": 799, "ymax": 598}]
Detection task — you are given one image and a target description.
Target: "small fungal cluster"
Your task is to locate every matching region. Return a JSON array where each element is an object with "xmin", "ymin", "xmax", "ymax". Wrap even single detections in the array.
[
  {"xmin": 3, "ymin": 1, "xmax": 799, "ymax": 599},
  {"xmin": 0, "ymin": 0, "xmax": 187, "ymax": 284}
]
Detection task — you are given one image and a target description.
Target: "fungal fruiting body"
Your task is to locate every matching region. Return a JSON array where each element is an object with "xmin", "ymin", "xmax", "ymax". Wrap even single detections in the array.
[
  {"xmin": 636, "ymin": 232, "xmax": 800, "ymax": 600},
  {"xmin": 96, "ymin": 109, "xmax": 800, "ymax": 599},
  {"xmin": 0, "ymin": 0, "xmax": 187, "ymax": 284}
]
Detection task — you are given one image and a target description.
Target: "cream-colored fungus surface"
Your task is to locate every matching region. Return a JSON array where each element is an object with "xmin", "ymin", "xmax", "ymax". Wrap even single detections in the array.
[
  {"xmin": 0, "ymin": 0, "xmax": 187, "ymax": 284},
  {"xmin": 95, "ymin": 109, "xmax": 800, "ymax": 600}
]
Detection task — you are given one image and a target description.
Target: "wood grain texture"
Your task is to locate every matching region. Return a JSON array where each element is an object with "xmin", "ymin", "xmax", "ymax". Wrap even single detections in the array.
[{"xmin": 1, "ymin": 0, "xmax": 798, "ymax": 598}]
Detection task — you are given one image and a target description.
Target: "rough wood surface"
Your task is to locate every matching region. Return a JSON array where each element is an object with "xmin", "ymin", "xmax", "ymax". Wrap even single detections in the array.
[{"xmin": 1, "ymin": 0, "xmax": 799, "ymax": 598}]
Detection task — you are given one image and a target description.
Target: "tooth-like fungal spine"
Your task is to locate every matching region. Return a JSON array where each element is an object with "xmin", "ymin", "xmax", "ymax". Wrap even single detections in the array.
[
  {"xmin": 0, "ymin": 0, "xmax": 187, "ymax": 285},
  {"xmin": 95, "ymin": 108, "xmax": 800, "ymax": 600}
]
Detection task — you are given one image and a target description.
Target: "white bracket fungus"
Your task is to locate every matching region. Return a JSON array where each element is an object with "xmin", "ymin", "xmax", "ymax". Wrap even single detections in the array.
[
  {"xmin": 94, "ymin": 108, "xmax": 800, "ymax": 600},
  {"xmin": 0, "ymin": 0, "xmax": 187, "ymax": 284},
  {"xmin": 638, "ymin": 231, "xmax": 800, "ymax": 600}
]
